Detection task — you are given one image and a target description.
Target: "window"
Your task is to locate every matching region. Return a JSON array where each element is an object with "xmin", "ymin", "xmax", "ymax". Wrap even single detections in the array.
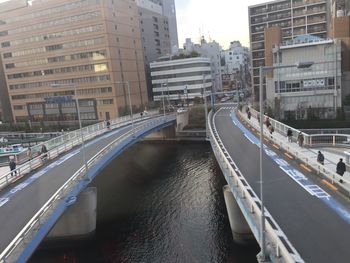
[
  {"xmin": 3, "ymin": 52, "xmax": 12, "ymax": 58},
  {"xmin": 5, "ymin": 63, "xmax": 14, "ymax": 69},
  {"xmin": 1, "ymin": 41, "xmax": 10, "ymax": 48}
]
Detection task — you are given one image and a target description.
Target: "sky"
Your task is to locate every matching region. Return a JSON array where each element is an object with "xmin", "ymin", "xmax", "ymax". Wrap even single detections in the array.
[{"xmin": 175, "ymin": 0, "xmax": 269, "ymax": 49}]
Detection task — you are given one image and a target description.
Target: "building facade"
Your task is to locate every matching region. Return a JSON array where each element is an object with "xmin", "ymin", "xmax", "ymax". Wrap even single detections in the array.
[
  {"xmin": 249, "ymin": 0, "xmax": 329, "ymax": 103},
  {"xmin": 266, "ymin": 35, "xmax": 341, "ymax": 120},
  {"xmin": 150, "ymin": 56, "xmax": 213, "ymax": 104},
  {"xmin": 0, "ymin": 0, "xmax": 148, "ymax": 123},
  {"xmin": 183, "ymin": 38, "xmax": 222, "ymax": 92}
]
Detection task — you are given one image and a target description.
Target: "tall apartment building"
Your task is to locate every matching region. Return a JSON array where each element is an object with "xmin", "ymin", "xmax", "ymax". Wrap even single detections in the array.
[
  {"xmin": 248, "ymin": 0, "xmax": 329, "ymax": 103},
  {"xmin": 0, "ymin": 0, "xmax": 148, "ymax": 123},
  {"xmin": 162, "ymin": 0, "xmax": 179, "ymax": 50}
]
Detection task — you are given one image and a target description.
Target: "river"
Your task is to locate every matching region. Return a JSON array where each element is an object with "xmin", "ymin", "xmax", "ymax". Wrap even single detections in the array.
[{"xmin": 29, "ymin": 142, "xmax": 258, "ymax": 263}]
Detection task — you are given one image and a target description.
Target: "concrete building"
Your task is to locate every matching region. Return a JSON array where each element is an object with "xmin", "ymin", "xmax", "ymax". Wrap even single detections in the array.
[
  {"xmin": 0, "ymin": 0, "xmax": 148, "ymax": 123},
  {"xmin": 150, "ymin": 56, "xmax": 213, "ymax": 104},
  {"xmin": 221, "ymin": 41, "xmax": 250, "ymax": 90},
  {"xmin": 162, "ymin": 0, "xmax": 179, "ymax": 50},
  {"xmin": 266, "ymin": 35, "xmax": 341, "ymax": 120},
  {"xmin": 249, "ymin": 0, "xmax": 329, "ymax": 103},
  {"xmin": 183, "ymin": 38, "xmax": 222, "ymax": 91}
]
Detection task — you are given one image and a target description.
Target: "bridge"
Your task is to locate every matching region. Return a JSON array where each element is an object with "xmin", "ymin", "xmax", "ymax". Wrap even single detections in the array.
[
  {"xmin": 0, "ymin": 113, "xmax": 176, "ymax": 263},
  {"xmin": 210, "ymin": 105, "xmax": 350, "ymax": 263}
]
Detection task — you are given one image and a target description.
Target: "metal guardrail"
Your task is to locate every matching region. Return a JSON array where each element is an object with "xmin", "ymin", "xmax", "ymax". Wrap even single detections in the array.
[
  {"xmin": 0, "ymin": 115, "xmax": 174, "ymax": 263},
  {"xmin": 238, "ymin": 109, "xmax": 350, "ymax": 196},
  {"xmin": 247, "ymin": 107, "xmax": 350, "ymax": 148},
  {"xmin": 0, "ymin": 110, "xmax": 159, "ymax": 191},
  {"xmin": 208, "ymin": 109, "xmax": 303, "ymax": 263}
]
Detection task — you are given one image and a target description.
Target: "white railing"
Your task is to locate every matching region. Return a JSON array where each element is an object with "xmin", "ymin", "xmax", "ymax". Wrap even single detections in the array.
[
  {"xmin": 0, "ymin": 110, "xmax": 159, "ymax": 191},
  {"xmin": 209, "ymin": 109, "xmax": 303, "ymax": 263},
  {"xmin": 238, "ymin": 108, "xmax": 350, "ymax": 196},
  {"xmin": 0, "ymin": 115, "xmax": 174, "ymax": 263},
  {"xmin": 247, "ymin": 107, "xmax": 350, "ymax": 148}
]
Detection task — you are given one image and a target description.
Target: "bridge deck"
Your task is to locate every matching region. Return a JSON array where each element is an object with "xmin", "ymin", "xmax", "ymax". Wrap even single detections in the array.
[
  {"xmin": 213, "ymin": 108, "xmax": 350, "ymax": 263},
  {"xmin": 0, "ymin": 121, "xmax": 142, "ymax": 253}
]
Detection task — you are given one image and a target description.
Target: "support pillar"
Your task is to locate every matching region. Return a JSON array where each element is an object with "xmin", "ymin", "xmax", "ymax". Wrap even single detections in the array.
[
  {"xmin": 47, "ymin": 187, "xmax": 97, "ymax": 240},
  {"xmin": 223, "ymin": 185, "xmax": 254, "ymax": 244}
]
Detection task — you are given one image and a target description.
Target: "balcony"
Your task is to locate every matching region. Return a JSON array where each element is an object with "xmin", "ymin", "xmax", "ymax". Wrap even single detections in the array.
[{"xmin": 307, "ymin": 7, "xmax": 326, "ymax": 15}]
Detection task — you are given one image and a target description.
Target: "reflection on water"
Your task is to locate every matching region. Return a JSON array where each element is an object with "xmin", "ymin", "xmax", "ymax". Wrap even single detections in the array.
[{"xmin": 30, "ymin": 142, "xmax": 258, "ymax": 263}]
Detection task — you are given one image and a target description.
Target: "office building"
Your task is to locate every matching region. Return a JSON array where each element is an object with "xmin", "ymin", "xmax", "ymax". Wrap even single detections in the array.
[
  {"xmin": 266, "ymin": 35, "xmax": 341, "ymax": 119},
  {"xmin": 150, "ymin": 56, "xmax": 213, "ymax": 103},
  {"xmin": 0, "ymin": 0, "xmax": 148, "ymax": 123},
  {"xmin": 249, "ymin": 0, "xmax": 329, "ymax": 103}
]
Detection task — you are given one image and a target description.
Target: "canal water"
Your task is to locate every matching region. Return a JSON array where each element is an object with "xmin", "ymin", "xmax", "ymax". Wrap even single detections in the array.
[{"xmin": 30, "ymin": 142, "xmax": 259, "ymax": 263}]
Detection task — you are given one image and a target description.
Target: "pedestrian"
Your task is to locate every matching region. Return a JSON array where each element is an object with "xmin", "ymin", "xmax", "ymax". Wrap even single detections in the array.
[
  {"xmin": 247, "ymin": 111, "xmax": 251, "ymax": 120},
  {"xmin": 106, "ymin": 120, "xmax": 111, "ymax": 130},
  {"xmin": 140, "ymin": 112, "xmax": 143, "ymax": 119},
  {"xmin": 265, "ymin": 117, "xmax": 271, "ymax": 128},
  {"xmin": 269, "ymin": 125, "xmax": 274, "ymax": 138},
  {"xmin": 287, "ymin": 128, "xmax": 293, "ymax": 142},
  {"xmin": 9, "ymin": 157, "xmax": 17, "ymax": 176},
  {"xmin": 257, "ymin": 114, "xmax": 260, "ymax": 123},
  {"xmin": 41, "ymin": 144, "xmax": 48, "ymax": 161},
  {"xmin": 317, "ymin": 151, "xmax": 324, "ymax": 165},
  {"xmin": 27, "ymin": 147, "xmax": 32, "ymax": 161},
  {"xmin": 297, "ymin": 132, "xmax": 304, "ymax": 147},
  {"xmin": 336, "ymin": 158, "xmax": 346, "ymax": 183}
]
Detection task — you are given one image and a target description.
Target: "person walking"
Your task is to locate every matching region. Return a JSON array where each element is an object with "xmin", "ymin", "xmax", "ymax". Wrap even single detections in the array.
[
  {"xmin": 287, "ymin": 128, "xmax": 293, "ymax": 142},
  {"xmin": 265, "ymin": 117, "xmax": 271, "ymax": 128},
  {"xmin": 9, "ymin": 158, "xmax": 17, "ymax": 177},
  {"xmin": 27, "ymin": 147, "xmax": 32, "ymax": 161},
  {"xmin": 317, "ymin": 151, "xmax": 324, "ymax": 165},
  {"xmin": 106, "ymin": 120, "xmax": 111, "ymax": 130},
  {"xmin": 41, "ymin": 144, "xmax": 48, "ymax": 161},
  {"xmin": 336, "ymin": 158, "xmax": 346, "ymax": 183},
  {"xmin": 268, "ymin": 125, "xmax": 274, "ymax": 138},
  {"xmin": 247, "ymin": 111, "xmax": 251, "ymax": 120},
  {"xmin": 297, "ymin": 132, "xmax": 304, "ymax": 147}
]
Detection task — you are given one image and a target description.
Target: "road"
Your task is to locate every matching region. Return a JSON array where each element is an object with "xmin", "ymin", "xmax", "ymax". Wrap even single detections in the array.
[{"xmin": 214, "ymin": 108, "xmax": 350, "ymax": 263}]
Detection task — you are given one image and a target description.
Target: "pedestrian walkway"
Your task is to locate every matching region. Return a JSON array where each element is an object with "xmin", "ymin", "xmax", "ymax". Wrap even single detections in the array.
[{"xmin": 238, "ymin": 108, "xmax": 350, "ymax": 186}]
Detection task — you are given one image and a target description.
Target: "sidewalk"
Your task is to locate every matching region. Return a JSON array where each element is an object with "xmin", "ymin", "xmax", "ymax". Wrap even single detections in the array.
[{"xmin": 240, "ymin": 110, "xmax": 350, "ymax": 183}]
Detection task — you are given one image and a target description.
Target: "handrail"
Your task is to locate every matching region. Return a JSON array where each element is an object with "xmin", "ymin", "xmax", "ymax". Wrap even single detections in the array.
[
  {"xmin": 208, "ymin": 109, "xmax": 303, "ymax": 263},
  {"xmin": 247, "ymin": 107, "xmax": 350, "ymax": 148},
  {"xmin": 238, "ymin": 109, "xmax": 350, "ymax": 196},
  {"xmin": 0, "ymin": 111, "xmax": 160, "ymax": 191},
  {"xmin": 0, "ymin": 115, "xmax": 175, "ymax": 263}
]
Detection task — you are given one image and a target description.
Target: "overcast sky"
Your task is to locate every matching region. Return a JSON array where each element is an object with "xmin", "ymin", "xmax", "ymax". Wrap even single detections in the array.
[{"xmin": 175, "ymin": 0, "xmax": 268, "ymax": 49}]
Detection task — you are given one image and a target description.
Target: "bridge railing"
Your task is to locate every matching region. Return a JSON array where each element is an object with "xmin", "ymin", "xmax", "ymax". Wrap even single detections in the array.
[
  {"xmin": 248, "ymin": 107, "xmax": 350, "ymax": 148},
  {"xmin": 0, "ymin": 115, "xmax": 174, "ymax": 263},
  {"xmin": 0, "ymin": 111, "xmax": 159, "ymax": 191},
  {"xmin": 238, "ymin": 109, "xmax": 350, "ymax": 196},
  {"xmin": 209, "ymin": 110, "xmax": 302, "ymax": 263}
]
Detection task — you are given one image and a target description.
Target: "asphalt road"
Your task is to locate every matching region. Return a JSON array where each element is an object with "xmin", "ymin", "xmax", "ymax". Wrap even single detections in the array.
[
  {"xmin": 0, "ymin": 122, "xmax": 140, "ymax": 253},
  {"xmin": 214, "ymin": 108, "xmax": 350, "ymax": 263}
]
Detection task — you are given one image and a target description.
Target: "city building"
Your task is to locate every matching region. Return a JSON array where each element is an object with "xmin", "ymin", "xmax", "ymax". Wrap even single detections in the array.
[
  {"xmin": 183, "ymin": 37, "xmax": 222, "ymax": 91},
  {"xmin": 0, "ymin": 0, "xmax": 148, "ymax": 123},
  {"xmin": 266, "ymin": 35, "xmax": 341, "ymax": 120},
  {"xmin": 150, "ymin": 56, "xmax": 213, "ymax": 104},
  {"xmin": 221, "ymin": 41, "xmax": 250, "ymax": 90},
  {"xmin": 248, "ymin": 0, "xmax": 329, "ymax": 103},
  {"xmin": 162, "ymin": 0, "xmax": 179, "ymax": 50}
]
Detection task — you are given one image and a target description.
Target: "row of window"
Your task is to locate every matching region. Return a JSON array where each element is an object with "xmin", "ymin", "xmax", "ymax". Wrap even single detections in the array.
[
  {"xmin": 151, "ymin": 63, "xmax": 211, "ymax": 72},
  {"xmin": 5, "ymin": 50, "xmax": 107, "ymax": 69},
  {"xmin": 152, "ymin": 71, "xmax": 212, "ymax": 80},
  {"xmin": 2, "ymin": 11, "xmax": 101, "ymax": 37},
  {"xmin": 3, "ymin": 38, "xmax": 105, "ymax": 59},
  {"xmin": 275, "ymin": 77, "xmax": 335, "ymax": 93},
  {"xmin": 9, "ymin": 75, "xmax": 110, "ymax": 90},
  {"xmin": 153, "ymin": 80, "xmax": 212, "ymax": 89},
  {"xmin": 0, "ymin": 0, "xmax": 100, "ymax": 26},
  {"xmin": 2, "ymin": 25, "xmax": 103, "ymax": 47},
  {"xmin": 7, "ymin": 63, "xmax": 108, "ymax": 79}
]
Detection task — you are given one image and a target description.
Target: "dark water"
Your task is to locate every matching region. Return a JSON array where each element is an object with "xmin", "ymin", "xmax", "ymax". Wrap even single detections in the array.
[{"xmin": 30, "ymin": 143, "xmax": 259, "ymax": 263}]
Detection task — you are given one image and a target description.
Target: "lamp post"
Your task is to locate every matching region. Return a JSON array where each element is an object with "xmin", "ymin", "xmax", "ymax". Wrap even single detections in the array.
[
  {"xmin": 258, "ymin": 61, "xmax": 313, "ymax": 261},
  {"xmin": 161, "ymin": 87, "xmax": 166, "ymax": 118},
  {"xmin": 202, "ymin": 75, "xmax": 209, "ymax": 139},
  {"xmin": 51, "ymin": 83, "xmax": 88, "ymax": 177},
  {"xmin": 117, "ymin": 81, "xmax": 134, "ymax": 136}
]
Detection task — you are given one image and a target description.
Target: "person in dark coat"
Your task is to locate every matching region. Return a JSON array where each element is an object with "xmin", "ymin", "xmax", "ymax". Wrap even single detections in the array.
[
  {"xmin": 265, "ymin": 117, "xmax": 271, "ymax": 128},
  {"xmin": 297, "ymin": 132, "xmax": 304, "ymax": 147},
  {"xmin": 317, "ymin": 151, "xmax": 324, "ymax": 165},
  {"xmin": 41, "ymin": 144, "xmax": 48, "ymax": 161},
  {"xmin": 336, "ymin": 158, "xmax": 346, "ymax": 183},
  {"xmin": 287, "ymin": 128, "xmax": 293, "ymax": 142},
  {"xmin": 9, "ymin": 158, "xmax": 17, "ymax": 176},
  {"xmin": 247, "ymin": 111, "xmax": 251, "ymax": 120}
]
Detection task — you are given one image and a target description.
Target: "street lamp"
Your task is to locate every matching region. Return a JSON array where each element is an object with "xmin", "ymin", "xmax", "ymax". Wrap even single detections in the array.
[
  {"xmin": 116, "ymin": 81, "xmax": 134, "ymax": 136},
  {"xmin": 51, "ymin": 83, "xmax": 88, "ymax": 178},
  {"xmin": 202, "ymin": 74, "xmax": 209, "ymax": 140},
  {"xmin": 258, "ymin": 61, "xmax": 313, "ymax": 261}
]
